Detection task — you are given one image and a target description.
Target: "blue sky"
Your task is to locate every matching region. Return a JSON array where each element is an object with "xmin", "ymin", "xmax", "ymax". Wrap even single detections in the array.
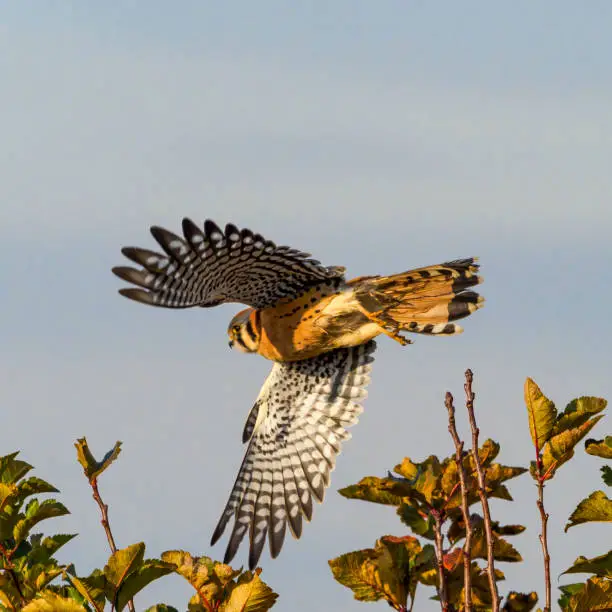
[{"xmin": 1, "ymin": 3, "xmax": 611, "ymax": 610}]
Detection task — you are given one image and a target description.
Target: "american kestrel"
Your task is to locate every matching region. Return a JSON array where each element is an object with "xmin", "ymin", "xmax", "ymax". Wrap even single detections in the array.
[{"xmin": 112, "ymin": 219, "xmax": 483, "ymax": 569}]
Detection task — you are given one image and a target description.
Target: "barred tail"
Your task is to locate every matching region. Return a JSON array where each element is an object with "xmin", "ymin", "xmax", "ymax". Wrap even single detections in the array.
[{"xmin": 352, "ymin": 258, "xmax": 483, "ymax": 337}]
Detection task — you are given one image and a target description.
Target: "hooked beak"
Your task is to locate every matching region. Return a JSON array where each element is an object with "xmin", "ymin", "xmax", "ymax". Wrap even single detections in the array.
[{"xmin": 228, "ymin": 340, "xmax": 234, "ymax": 349}]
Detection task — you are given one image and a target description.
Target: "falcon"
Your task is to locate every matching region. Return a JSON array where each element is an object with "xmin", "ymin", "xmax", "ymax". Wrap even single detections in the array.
[{"xmin": 112, "ymin": 219, "xmax": 483, "ymax": 569}]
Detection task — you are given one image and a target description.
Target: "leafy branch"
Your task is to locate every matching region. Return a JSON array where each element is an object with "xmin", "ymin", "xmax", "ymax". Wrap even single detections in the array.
[
  {"xmin": 330, "ymin": 372, "xmax": 610, "ymax": 611},
  {"xmin": 75, "ymin": 439, "xmax": 135, "ymax": 612},
  {"xmin": 0, "ymin": 443, "xmax": 278, "ymax": 611}
]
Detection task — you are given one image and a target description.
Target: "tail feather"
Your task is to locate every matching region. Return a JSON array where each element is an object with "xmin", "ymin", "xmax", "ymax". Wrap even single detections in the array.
[{"xmin": 352, "ymin": 258, "xmax": 483, "ymax": 337}]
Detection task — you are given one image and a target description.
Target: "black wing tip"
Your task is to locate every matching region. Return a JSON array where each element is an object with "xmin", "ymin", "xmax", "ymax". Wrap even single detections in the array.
[
  {"xmin": 181, "ymin": 217, "xmax": 201, "ymax": 237},
  {"xmin": 116, "ymin": 287, "xmax": 154, "ymax": 305},
  {"xmin": 210, "ymin": 525, "xmax": 224, "ymax": 547},
  {"xmin": 248, "ymin": 549, "xmax": 261, "ymax": 571},
  {"xmin": 120, "ymin": 246, "xmax": 138, "ymax": 259},
  {"xmin": 204, "ymin": 219, "xmax": 223, "ymax": 237}
]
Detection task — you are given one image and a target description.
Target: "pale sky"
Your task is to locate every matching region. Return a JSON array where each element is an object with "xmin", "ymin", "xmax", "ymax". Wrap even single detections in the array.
[{"xmin": 1, "ymin": 3, "xmax": 611, "ymax": 610}]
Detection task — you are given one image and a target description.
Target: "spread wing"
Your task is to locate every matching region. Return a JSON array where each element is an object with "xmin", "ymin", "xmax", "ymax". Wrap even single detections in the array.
[
  {"xmin": 112, "ymin": 219, "xmax": 345, "ymax": 310},
  {"xmin": 211, "ymin": 341, "xmax": 376, "ymax": 569}
]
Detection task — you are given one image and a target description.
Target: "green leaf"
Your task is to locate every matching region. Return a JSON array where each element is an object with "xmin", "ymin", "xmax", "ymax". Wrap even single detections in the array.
[
  {"xmin": 220, "ymin": 569, "xmax": 278, "ymax": 612},
  {"xmin": 104, "ymin": 542, "xmax": 145, "ymax": 588},
  {"xmin": 563, "ymin": 576, "xmax": 612, "ymax": 611},
  {"xmin": 552, "ymin": 397, "xmax": 608, "ymax": 436},
  {"xmin": 586, "ymin": 436, "xmax": 612, "ymax": 460},
  {"xmin": 115, "ymin": 559, "xmax": 176, "ymax": 611},
  {"xmin": 396, "ymin": 503, "xmax": 436, "ymax": 539},
  {"xmin": 68, "ymin": 570, "xmax": 107, "ymax": 612},
  {"xmin": 562, "ymin": 551, "xmax": 612, "ymax": 578},
  {"xmin": 75, "ymin": 438, "xmax": 122, "ymax": 481},
  {"xmin": 144, "ymin": 607, "xmax": 180, "ymax": 612},
  {"xmin": 565, "ymin": 491, "xmax": 612, "ymax": 531},
  {"xmin": 0, "ymin": 453, "xmax": 33, "ymax": 484},
  {"xmin": 17, "ymin": 477, "xmax": 59, "ymax": 500},
  {"xmin": 539, "ymin": 416, "xmax": 604, "ymax": 479},
  {"xmin": 338, "ymin": 477, "xmax": 404, "ymax": 506},
  {"xmin": 41, "ymin": 533, "xmax": 77, "ymax": 559},
  {"xmin": 524, "ymin": 378, "xmax": 557, "ymax": 449},
  {"xmin": 502, "ymin": 591, "xmax": 538, "ymax": 611},
  {"xmin": 28, "ymin": 533, "xmax": 77, "ymax": 564},
  {"xmin": 13, "ymin": 499, "xmax": 70, "ymax": 544},
  {"xmin": 21, "ymin": 593, "xmax": 87, "ymax": 611},
  {"xmin": 558, "ymin": 582, "xmax": 586, "ymax": 609},
  {"xmin": 602, "ymin": 466, "xmax": 612, "ymax": 487}
]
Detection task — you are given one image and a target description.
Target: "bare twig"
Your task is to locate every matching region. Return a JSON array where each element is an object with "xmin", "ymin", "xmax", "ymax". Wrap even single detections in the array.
[
  {"xmin": 432, "ymin": 510, "xmax": 450, "ymax": 612},
  {"xmin": 90, "ymin": 478, "xmax": 136, "ymax": 612},
  {"xmin": 0, "ymin": 541, "xmax": 26, "ymax": 606},
  {"xmin": 535, "ymin": 457, "xmax": 552, "ymax": 611},
  {"xmin": 464, "ymin": 369, "xmax": 500, "ymax": 612},
  {"xmin": 445, "ymin": 391, "xmax": 473, "ymax": 612}
]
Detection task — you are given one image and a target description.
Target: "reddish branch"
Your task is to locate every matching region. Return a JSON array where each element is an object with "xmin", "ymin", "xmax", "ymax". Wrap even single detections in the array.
[
  {"xmin": 445, "ymin": 391, "xmax": 473, "ymax": 612},
  {"xmin": 432, "ymin": 510, "xmax": 451, "ymax": 612},
  {"xmin": 90, "ymin": 478, "xmax": 136, "ymax": 612},
  {"xmin": 535, "ymin": 452, "xmax": 552, "ymax": 611},
  {"xmin": 464, "ymin": 369, "xmax": 500, "ymax": 612}
]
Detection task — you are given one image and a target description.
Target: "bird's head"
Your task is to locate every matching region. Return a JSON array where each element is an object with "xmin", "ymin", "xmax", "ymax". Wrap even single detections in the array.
[{"xmin": 227, "ymin": 308, "xmax": 260, "ymax": 354}]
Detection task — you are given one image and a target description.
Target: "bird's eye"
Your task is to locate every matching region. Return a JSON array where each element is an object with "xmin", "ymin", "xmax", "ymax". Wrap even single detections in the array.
[{"xmin": 232, "ymin": 325, "xmax": 241, "ymax": 333}]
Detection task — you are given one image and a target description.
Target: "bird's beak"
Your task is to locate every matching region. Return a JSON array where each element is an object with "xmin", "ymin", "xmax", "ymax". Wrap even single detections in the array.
[{"xmin": 228, "ymin": 340, "xmax": 234, "ymax": 349}]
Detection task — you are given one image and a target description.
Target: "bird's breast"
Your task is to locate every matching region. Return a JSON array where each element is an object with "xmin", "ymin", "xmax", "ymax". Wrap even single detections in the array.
[{"xmin": 256, "ymin": 285, "xmax": 380, "ymax": 361}]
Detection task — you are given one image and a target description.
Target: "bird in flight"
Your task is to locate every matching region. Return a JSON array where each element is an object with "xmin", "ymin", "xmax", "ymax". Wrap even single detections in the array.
[{"xmin": 112, "ymin": 219, "xmax": 483, "ymax": 569}]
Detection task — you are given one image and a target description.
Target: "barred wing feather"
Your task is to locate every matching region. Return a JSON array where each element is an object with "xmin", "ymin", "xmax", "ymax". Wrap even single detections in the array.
[
  {"xmin": 112, "ymin": 219, "xmax": 344, "ymax": 309},
  {"xmin": 211, "ymin": 341, "xmax": 376, "ymax": 569}
]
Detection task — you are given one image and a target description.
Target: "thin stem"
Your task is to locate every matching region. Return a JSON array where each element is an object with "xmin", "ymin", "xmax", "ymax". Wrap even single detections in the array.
[
  {"xmin": 536, "ymin": 463, "xmax": 552, "ymax": 611},
  {"xmin": 445, "ymin": 391, "xmax": 473, "ymax": 612},
  {"xmin": 0, "ymin": 541, "xmax": 26, "ymax": 606},
  {"xmin": 432, "ymin": 511, "xmax": 450, "ymax": 612},
  {"xmin": 464, "ymin": 369, "xmax": 500, "ymax": 612},
  {"xmin": 194, "ymin": 583, "xmax": 216, "ymax": 612},
  {"xmin": 90, "ymin": 478, "xmax": 136, "ymax": 612}
]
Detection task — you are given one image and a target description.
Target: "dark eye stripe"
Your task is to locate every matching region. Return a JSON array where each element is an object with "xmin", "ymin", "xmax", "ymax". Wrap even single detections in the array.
[
  {"xmin": 245, "ymin": 320, "xmax": 257, "ymax": 342},
  {"xmin": 235, "ymin": 333, "xmax": 248, "ymax": 350}
]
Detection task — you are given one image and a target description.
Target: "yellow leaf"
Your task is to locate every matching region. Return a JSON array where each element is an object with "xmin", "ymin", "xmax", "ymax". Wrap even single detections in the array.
[
  {"xmin": 220, "ymin": 570, "xmax": 278, "ymax": 612},
  {"xmin": 0, "ymin": 482, "xmax": 18, "ymax": 512},
  {"xmin": 161, "ymin": 550, "xmax": 241, "ymax": 606},
  {"xmin": 565, "ymin": 491, "xmax": 612, "ymax": 531},
  {"xmin": 22, "ymin": 593, "xmax": 87, "ymax": 611},
  {"xmin": 394, "ymin": 458, "xmax": 419, "ymax": 480},
  {"xmin": 541, "ymin": 416, "xmax": 604, "ymax": 479},
  {"xmin": 566, "ymin": 576, "xmax": 612, "ymax": 611},
  {"xmin": 585, "ymin": 437, "xmax": 612, "ymax": 460},
  {"xmin": 104, "ymin": 542, "xmax": 145, "ymax": 588},
  {"xmin": 553, "ymin": 397, "xmax": 608, "ymax": 436},
  {"xmin": 329, "ymin": 536, "xmax": 433, "ymax": 610},
  {"xmin": 75, "ymin": 438, "xmax": 122, "ymax": 481},
  {"xmin": 524, "ymin": 378, "xmax": 557, "ymax": 450}
]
